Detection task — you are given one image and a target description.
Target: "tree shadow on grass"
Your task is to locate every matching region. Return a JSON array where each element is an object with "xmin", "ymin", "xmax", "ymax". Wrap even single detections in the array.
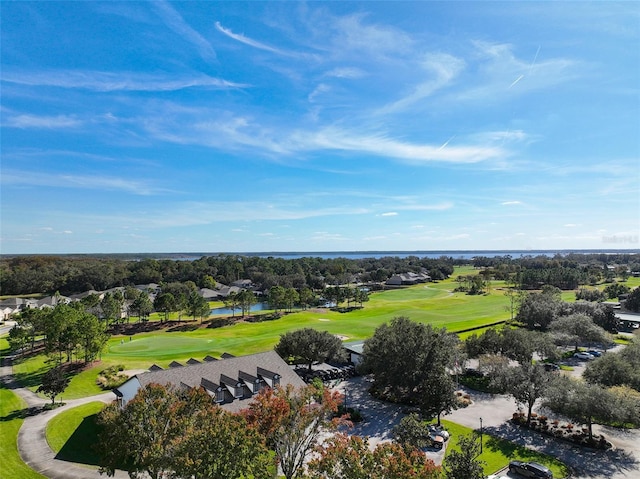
[
  {"xmin": 0, "ymin": 405, "xmax": 43, "ymax": 422},
  {"xmin": 55, "ymin": 414, "xmax": 102, "ymax": 466}
]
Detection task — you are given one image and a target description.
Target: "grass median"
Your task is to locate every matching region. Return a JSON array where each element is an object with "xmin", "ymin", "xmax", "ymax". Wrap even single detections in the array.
[
  {"xmin": 46, "ymin": 401, "xmax": 104, "ymax": 466},
  {"xmin": 441, "ymin": 419, "xmax": 571, "ymax": 478}
]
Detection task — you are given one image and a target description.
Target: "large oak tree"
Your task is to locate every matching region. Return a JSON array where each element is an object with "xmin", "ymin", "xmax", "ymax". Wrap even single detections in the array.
[
  {"xmin": 275, "ymin": 328, "xmax": 346, "ymax": 370},
  {"xmin": 361, "ymin": 317, "xmax": 459, "ymax": 418}
]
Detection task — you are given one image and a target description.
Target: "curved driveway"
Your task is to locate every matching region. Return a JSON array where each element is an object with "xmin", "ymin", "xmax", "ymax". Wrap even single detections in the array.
[
  {"xmin": 1, "ymin": 357, "xmax": 129, "ymax": 479},
  {"xmin": 3, "ymin": 356, "xmax": 639, "ymax": 479}
]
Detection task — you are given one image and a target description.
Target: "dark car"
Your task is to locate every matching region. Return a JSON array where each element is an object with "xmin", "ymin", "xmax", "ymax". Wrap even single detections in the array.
[
  {"xmin": 509, "ymin": 461, "xmax": 553, "ymax": 478},
  {"xmin": 543, "ymin": 363, "xmax": 560, "ymax": 372},
  {"xmin": 464, "ymin": 367, "xmax": 486, "ymax": 377},
  {"xmin": 586, "ymin": 349, "xmax": 602, "ymax": 357}
]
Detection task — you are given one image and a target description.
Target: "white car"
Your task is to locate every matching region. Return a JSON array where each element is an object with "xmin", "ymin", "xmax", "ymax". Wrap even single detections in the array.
[
  {"xmin": 428, "ymin": 425, "xmax": 450, "ymax": 441},
  {"xmin": 574, "ymin": 351, "xmax": 595, "ymax": 360}
]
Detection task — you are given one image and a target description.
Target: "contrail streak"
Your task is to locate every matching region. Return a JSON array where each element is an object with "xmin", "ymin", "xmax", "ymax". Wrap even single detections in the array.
[
  {"xmin": 439, "ymin": 136, "xmax": 455, "ymax": 150},
  {"xmin": 509, "ymin": 75, "xmax": 524, "ymax": 88}
]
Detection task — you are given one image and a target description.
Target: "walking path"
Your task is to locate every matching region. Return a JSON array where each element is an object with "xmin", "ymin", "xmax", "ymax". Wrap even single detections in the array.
[{"xmin": 1, "ymin": 357, "xmax": 129, "ymax": 479}]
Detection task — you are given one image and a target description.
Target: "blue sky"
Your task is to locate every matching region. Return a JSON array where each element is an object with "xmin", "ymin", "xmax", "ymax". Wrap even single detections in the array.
[{"xmin": 1, "ymin": 1, "xmax": 639, "ymax": 254}]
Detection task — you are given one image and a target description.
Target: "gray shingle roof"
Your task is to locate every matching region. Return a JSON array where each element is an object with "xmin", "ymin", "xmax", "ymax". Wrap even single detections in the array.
[{"xmin": 132, "ymin": 350, "xmax": 305, "ymax": 413}]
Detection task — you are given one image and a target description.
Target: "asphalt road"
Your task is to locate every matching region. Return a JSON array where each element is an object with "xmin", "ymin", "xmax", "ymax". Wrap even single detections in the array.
[{"xmin": 334, "ymin": 375, "xmax": 640, "ymax": 478}]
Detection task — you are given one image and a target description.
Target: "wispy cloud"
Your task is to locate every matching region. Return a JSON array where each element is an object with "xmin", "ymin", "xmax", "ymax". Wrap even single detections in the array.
[
  {"xmin": 378, "ymin": 53, "xmax": 465, "ymax": 114},
  {"xmin": 140, "ymin": 104, "xmax": 507, "ymax": 165},
  {"xmin": 3, "ymin": 113, "xmax": 82, "ymax": 129},
  {"xmin": 324, "ymin": 67, "xmax": 366, "ymax": 79},
  {"xmin": 395, "ymin": 202, "xmax": 454, "ymax": 211},
  {"xmin": 380, "ymin": 212, "xmax": 398, "ymax": 217},
  {"xmin": 292, "ymin": 127, "xmax": 505, "ymax": 164},
  {"xmin": 453, "ymin": 41, "xmax": 579, "ymax": 101},
  {"xmin": 152, "ymin": 0, "xmax": 216, "ymax": 62},
  {"xmin": 501, "ymin": 200, "xmax": 522, "ymax": 206},
  {"xmin": 215, "ymin": 21, "xmax": 298, "ymax": 57},
  {"xmin": 329, "ymin": 13, "xmax": 413, "ymax": 58},
  {"xmin": 77, "ymin": 201, "xmax": 372, "ymax": 230},
  {"xmin": 2, "ymin": 70, "xmax": 244, "ymax": 91},
  {"xmin": 1, "ymin": 170, "xmax": 165, "ymax": 195}
]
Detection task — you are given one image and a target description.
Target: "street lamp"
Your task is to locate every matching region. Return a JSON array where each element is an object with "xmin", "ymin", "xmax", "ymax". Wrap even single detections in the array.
[{"xmin": 479, "ymin": 417, "xmax": 483, "ymax": 454}]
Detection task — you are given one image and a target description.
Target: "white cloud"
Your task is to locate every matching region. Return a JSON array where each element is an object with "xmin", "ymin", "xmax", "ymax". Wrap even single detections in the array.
[
  {"xmin": 2, "ymin": 70, "xmax": 244, "ymax": 92},
  {"xmin": 1, "ymin": 170, "xmax": 165, "ymax": 195},
  {"xmin": 454, "ymin": 41, "xmax": 580, "ymax": 101},
  {"xmin": 380, "ymin": 212, "xmax": 398, "ymax": 216},
  {"xmin": 378, "ymin": 53, "xmax": 466, "ymax": 114},
  {"xmin": 330, "ymin": 13, "xmax": 413, "ymax": 58},
  {"xmin": 152, "ymin": 0, "xmax": 216, "ymax": 62},
  {"xmin": 293, "ymin": 127, "xmax": 504, "ymax": 164},
  {"xmin": 138, "ymin": 103, "xmax": 507, "ymax": 165},
  {"xmin": 324, "ymin": 67, "xmax": 366, "ymax": 79},
  {"xmin": 308, "ymin": 84, "xmax": 331, "ymax": 102},
  {"xmin": 501, "ymin": 201, "xmax": 522, "ymax": 206},
  {"xmin": 215, "ymin": 21, "xmax": 298, "ymax": 58},
  {"xmin": 3, "ymin": 114, "xmax": 82, "ymax": 129}
]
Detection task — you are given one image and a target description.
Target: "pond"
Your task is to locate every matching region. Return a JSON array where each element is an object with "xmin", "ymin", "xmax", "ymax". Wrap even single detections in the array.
[{"xmin": 209, "ymin": 302, "xmax": 270, "ymax": 316}]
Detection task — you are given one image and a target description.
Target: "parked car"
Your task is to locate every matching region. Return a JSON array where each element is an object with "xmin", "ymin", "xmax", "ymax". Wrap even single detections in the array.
[
  {"xmin": 509, "ymin": 460, "xmax": 553, "ymax": 478},
  {"xmin": 428, "ymin": 425, "xmax": 450, "ymax": 441},
  {"xmin": 543, "ymin": 363, "xmax": 560, "ymax": 372},
  {"xmin": 428, "ymin": 433, "xmax": 445, "ymax": 450},
  {"xmin": 464, "ymin": 367, "xmax": 486, "ymax": 377},
  {"xmin": 586, "ymin": 350, "xmax": 602, "ymax": 357},
  {"xmin": 573, "ymin": 351, "xmax": 595, "ymax": 360},
  {"xmin": 487, "ymin": 476, "xmax": 510, "ymax": 479}
]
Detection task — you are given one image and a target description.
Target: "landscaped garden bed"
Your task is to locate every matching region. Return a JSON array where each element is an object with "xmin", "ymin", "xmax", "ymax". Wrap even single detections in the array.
[{"xmin": 511, "ymin": 412, "xmax": 613, "ymax": 450}]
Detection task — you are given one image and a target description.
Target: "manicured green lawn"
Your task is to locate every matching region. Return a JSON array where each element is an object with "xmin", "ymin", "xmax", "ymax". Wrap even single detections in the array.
[
  {"xmin": 46, "ymin": 401, "xmax": 104, "ymax": 466},
  {"xmin": 12, "ymin": 267, "xmax": 516, "ymax": 398},
  {"xmin": 441, "ymin": 420, "xmax": 570, "ymax": 478},
  {"xmin": 0, "ymin": 386, "xmax": 47, "ymax": 479}
]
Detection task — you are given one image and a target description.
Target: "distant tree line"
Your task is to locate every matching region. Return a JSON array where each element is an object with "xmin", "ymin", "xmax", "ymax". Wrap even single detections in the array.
[
  {"xmin": 472, "ymin": 253, "xmax": 639, "ymax": 290},
  {"xmin": 0, "ymin": 254, "xmax": 456, "ymax": 296},
  {"xmin": 3, "ymin": 252, "xmax": 638, "ymax": 297}
]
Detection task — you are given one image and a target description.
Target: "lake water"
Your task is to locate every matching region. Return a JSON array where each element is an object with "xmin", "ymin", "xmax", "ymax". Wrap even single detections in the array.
[
  {"xmin": 170, "ymin": 249, "xmax": 637, "ymax": 262},
  {"xmin": 210, "ymin": 302, "xmax": 269, "ymax": 316}
]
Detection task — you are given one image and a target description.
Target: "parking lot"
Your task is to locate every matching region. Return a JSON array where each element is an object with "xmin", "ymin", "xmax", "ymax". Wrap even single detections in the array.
[{"xmin": 323, "ymin": 371, "xmax": 640, "ymax": 478}]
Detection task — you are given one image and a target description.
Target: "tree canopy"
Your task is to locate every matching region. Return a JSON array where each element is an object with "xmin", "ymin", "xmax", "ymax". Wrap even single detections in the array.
[
  {"xmin": 362, "ymin": 317, "xmax": 459, "ymax": 417},
  {"xmin": 309, "ymin": 433, "xmax": 442, "ymax": 479},
  {"xmin": 543, "ymin": 375, "xmax": 640, "ymax": 441},
  {"xmin": 443, "ymin": 434, "xmax": 486, "ymax": 479},
  {"xmin": 275, "ymin": 328, "xmax": 346, "ymax": 370},
  {"xmin": 37, "ymin": 366, "xmax": 70, "ymax": 405},
  {"xmin": 241, "ymin": 383, "xmax": 344, "ymax": 479},
  {"xmin": 96, "ymin": 383, "xmax": 272, "ymax": 479}
]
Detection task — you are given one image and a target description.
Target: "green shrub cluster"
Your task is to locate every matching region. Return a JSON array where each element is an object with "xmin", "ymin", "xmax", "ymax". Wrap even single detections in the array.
[{"xmin": 96, "ymin": 365, "xmax": 127, "ymax": 390}]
